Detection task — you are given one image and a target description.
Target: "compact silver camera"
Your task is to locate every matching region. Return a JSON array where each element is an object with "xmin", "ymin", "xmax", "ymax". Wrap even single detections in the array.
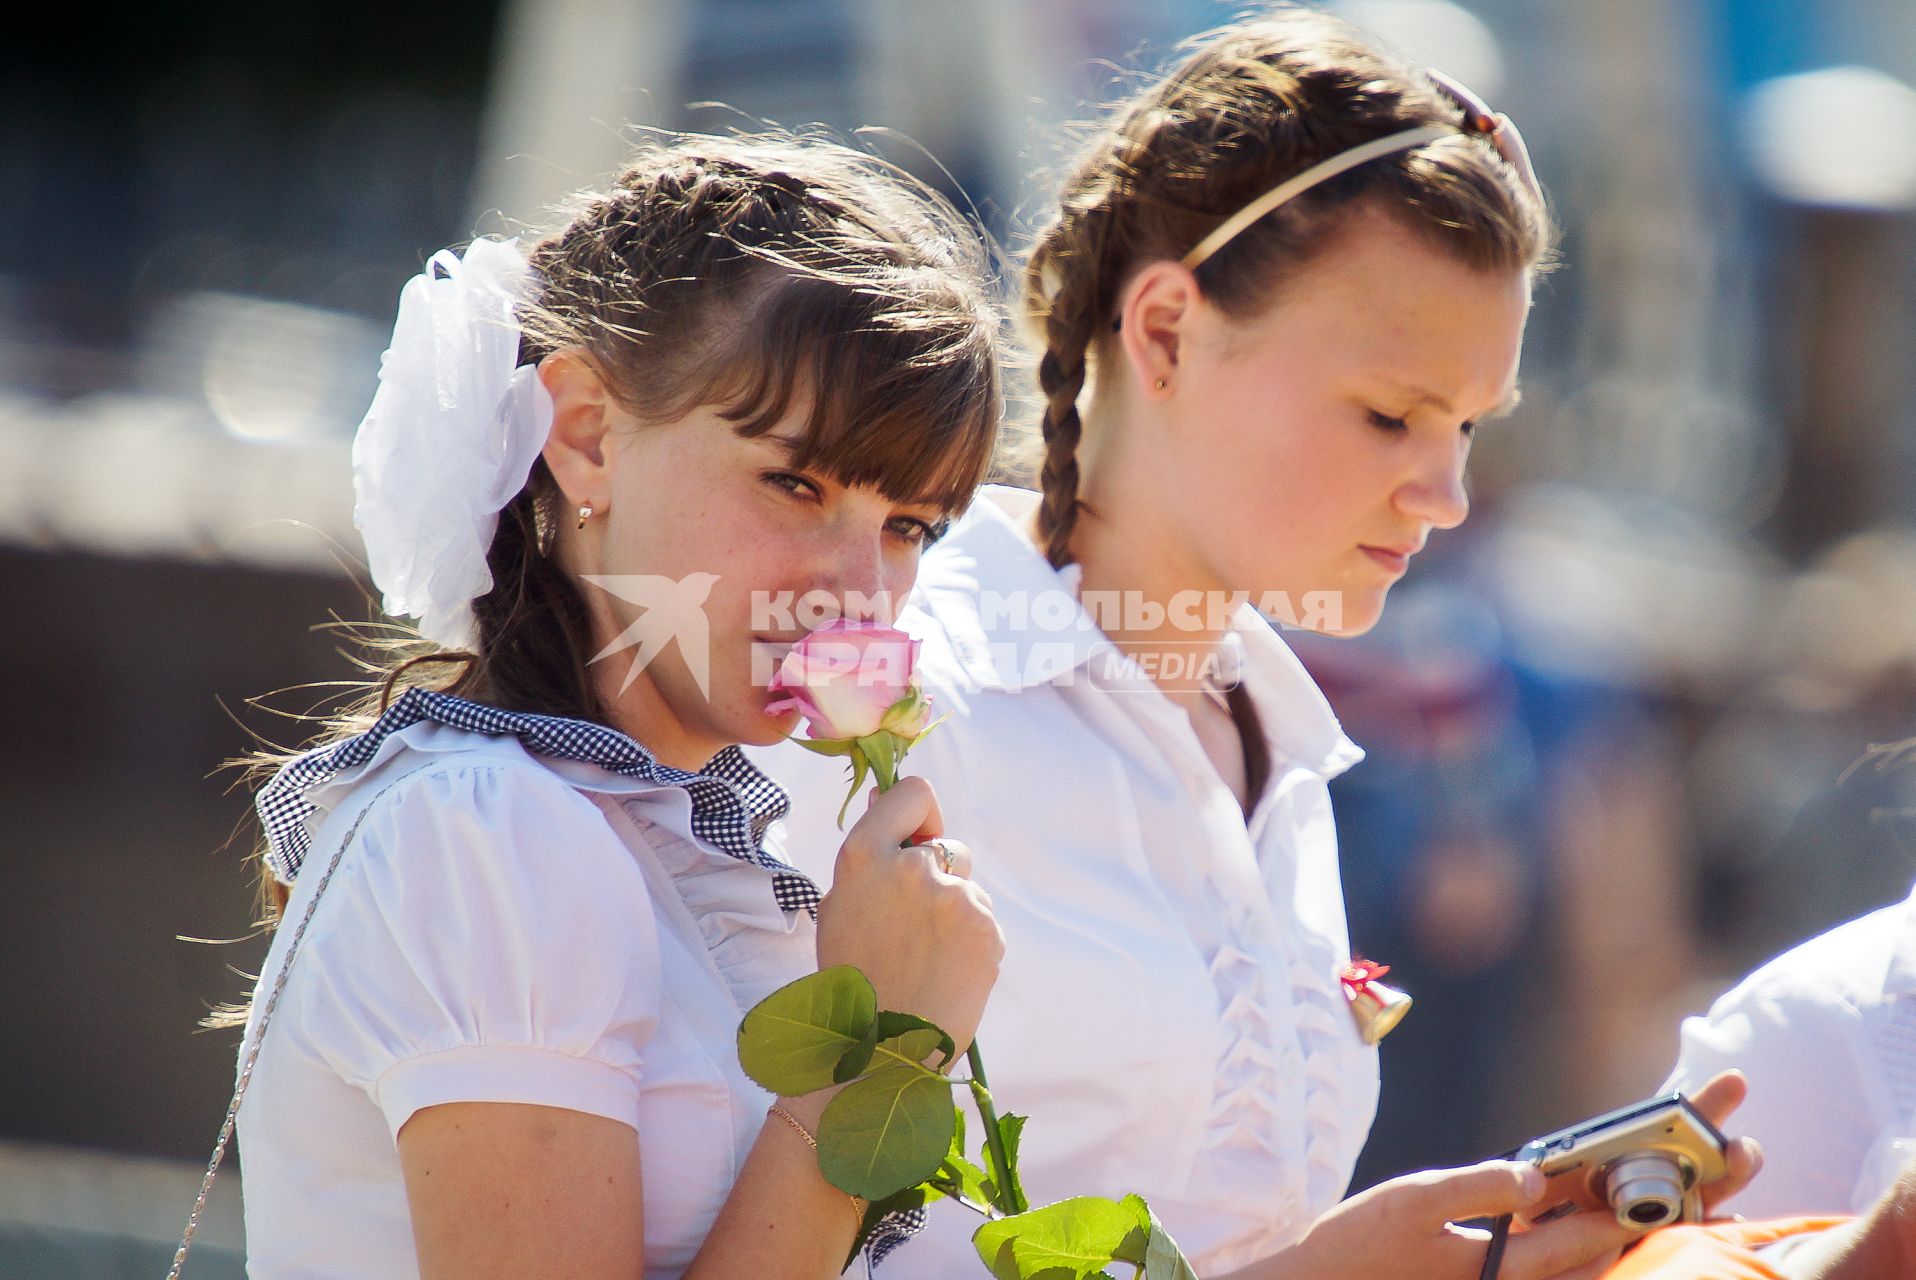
[{"xmin": 1510, "ymin": 1093, "xmax": 1730, "ymax": 1232}]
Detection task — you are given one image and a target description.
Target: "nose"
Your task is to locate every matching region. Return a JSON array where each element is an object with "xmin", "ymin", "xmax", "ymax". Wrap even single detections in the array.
[
  {"xmin": 810, "ymin": 520, "xmax": 896, "ymax": 624},
  {"xmin": 1395, "ymin": 437, "xmax": 1471, "ymax": 531}
]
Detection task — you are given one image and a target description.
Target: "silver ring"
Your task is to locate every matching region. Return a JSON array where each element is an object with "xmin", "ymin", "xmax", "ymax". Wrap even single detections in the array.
[{"xmin": 924, "ymin": 837, "xmax": 956, "ymax": 874}]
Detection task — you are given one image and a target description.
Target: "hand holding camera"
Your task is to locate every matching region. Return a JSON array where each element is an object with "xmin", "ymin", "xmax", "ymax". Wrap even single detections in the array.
[
  {"xmin": 1509, "ymin": 1093, "xmax": 1730, "ymax": 1234},
  {"xmin": 1253, "ymin": 1070, "xmax": 1761, "ymax": 1280},
  {"xmin": 1475, "ymin": 1070, "xmax": 1764, "ymax": 1280}
]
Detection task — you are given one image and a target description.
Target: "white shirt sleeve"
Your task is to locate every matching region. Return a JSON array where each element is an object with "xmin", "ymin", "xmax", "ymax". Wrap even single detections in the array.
[
  {"xmin": 289, "ymin": 758, "xmax": 664, "ymax": 1139},
  {"xmin": 1665, "ymin": 966, "xmax": 1883, "ymax": 1217}
]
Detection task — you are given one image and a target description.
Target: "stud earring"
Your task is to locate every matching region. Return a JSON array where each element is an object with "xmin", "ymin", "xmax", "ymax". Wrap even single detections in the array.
[
  {"xmin": 577, "ymin": 501, "xmax": 594, "ymax": 529},
  {"xmin": 1154, "ymin": 378, "xmax": 1168, "ymax": 391}
]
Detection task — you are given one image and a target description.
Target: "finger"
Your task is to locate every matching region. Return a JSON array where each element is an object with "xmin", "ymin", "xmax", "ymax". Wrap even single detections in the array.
[
  {"xmin": 895, "ymin": 776, "xmax": 945, "ymax": 846},
  {"xmin": 840, "ymin": 776, "xmax": 944, "ymax": 865},
  {"xmin": 1701, "ymin": 1136, "xmax": 1763, "ymax": 1212},
  {"xmin": 1502, "ymin": 1212, "xmax": 1633, "ymax": 1279},
  {"xmin": 1686, "ymin": 1070, "xmax": 1748, "ymax": 1127},
  {"xmin": 912, "ymin": 837, "xmax": 972, "ymax": 879},
  {"xmin": 1685, "ymin": 1071, "xmax": 1760, "ymax": 1212},
  {"xmin": 1389, "ymin": 1161, "xmax": 1545, "ymax": 1225}
]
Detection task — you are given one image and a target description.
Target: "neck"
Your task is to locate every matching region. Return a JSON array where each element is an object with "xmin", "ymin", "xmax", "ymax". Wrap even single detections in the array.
[
  {"xmin": 565, "ymin": 542, "xmax": 730, "ymax": 773},
  {"xmin": 605, "ymin": 674, "xmax": 724, "ymax": 766},
  {"xmin": 1042, "ymin": 414, "xmax": 1235, "ymax": 713},
  {"xmin": 594, "ymin": 663, "xmax": 728, "ymax": 773}
]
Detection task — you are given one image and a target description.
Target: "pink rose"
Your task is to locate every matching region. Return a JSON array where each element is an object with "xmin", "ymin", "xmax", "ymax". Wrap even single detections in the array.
[{"xmin": 767, "ymin": 620, "xmax": 924, "ymax": 741}]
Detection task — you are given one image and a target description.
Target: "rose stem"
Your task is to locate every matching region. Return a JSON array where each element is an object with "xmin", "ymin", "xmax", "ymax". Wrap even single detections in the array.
[{"xmin": 966, "ymin": 1042, "xmax": 1026, "ymax": 1215}]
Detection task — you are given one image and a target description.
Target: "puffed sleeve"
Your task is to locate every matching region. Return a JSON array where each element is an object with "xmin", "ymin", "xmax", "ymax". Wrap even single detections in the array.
[
  {"xmin": 1664, "ymin": 969, "xmax": 1881, "ymax": 1217},
  {"xmin": 288, "ymin": 759, "xmax": 663, "ymax": 1139}
]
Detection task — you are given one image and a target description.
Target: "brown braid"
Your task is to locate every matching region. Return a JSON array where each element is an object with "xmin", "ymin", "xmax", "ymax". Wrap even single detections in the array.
[
  {"xmin": 1020, "ymin": 8, "xmax": 1556, "ymax": 569},
  {"xmin": 1030, "ymin": 197, "xmax": 1114, "ymax": 568}
]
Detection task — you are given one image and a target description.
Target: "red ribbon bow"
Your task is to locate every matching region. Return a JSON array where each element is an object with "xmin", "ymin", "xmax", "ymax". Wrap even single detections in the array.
[{"xmin": 1340, "ymin": 957, "xmax": 1392, "ymax": 999}]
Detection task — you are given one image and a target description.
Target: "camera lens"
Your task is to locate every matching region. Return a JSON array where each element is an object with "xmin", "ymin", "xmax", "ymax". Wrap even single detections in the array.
[{"xmin": 1604, "ymin": 1153, "xmax": 1686, "ymax": 1230}]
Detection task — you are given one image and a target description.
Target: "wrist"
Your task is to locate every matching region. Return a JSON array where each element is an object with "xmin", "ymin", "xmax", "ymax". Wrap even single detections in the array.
[
  {"xmin": 765, "ymin": 1098, "xmax": 867, "ymax": 1231},
  {"xmin": 773, "ymin": 1085, "xmax": 841, "ymax": 1133}
]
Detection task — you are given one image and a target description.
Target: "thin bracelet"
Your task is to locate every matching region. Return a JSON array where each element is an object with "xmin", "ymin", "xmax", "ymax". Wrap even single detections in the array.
[{"xmin": 768, "ymin": 1104, "xmax": 869, "ymax": 1228}]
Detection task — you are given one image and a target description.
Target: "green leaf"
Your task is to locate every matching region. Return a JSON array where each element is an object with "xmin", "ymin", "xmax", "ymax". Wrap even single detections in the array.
[
  {"xmin": 835, "ymin": 747, "xmax": 872, "ymax": 827},
  {"xmin": 877, "ymin": 686, "xmax": 932, "ymax": 737},
  {"xmin": 736, "ymin": 966, "xmax": 876, "ymax": 1096},
  {"xmin": 994, "ymin": 1113, "xmax": 1029, "ymax": 1213},
  {"xmin": 1143, "ymin": 1225, "xmax": 1199, "ymax": 1280},
  {"xmin": 972, "ymin": 1197, "xmax": 1150, "ymax": 1280},
  {"xmin": 1117, "ymin": 1194, "xmax": 1152, "ymax": 1239},
  {"xmin": 871, "ymin": 1010, "xmax": 957, "ymax": 1071},
  {"xmin": 1132, "ymin": 1198, "xmax": 1198, "ymax": 1280},
  {"xmin": 923, "ymin": 1107, "xmax": 993, "ymax": 1213},
  {"xmin": 934, "ymin": 1152, "xmax": 994, "ymax": 1214},
  {"xmin": 817, "ymin": 1062, "xmax": 956, "ymax": 1200},
  {"xmin": 833, "ymin": 1017, "xmax": 881, "ymax": 1084},
  {"xmin": 906, "ymin": 709, "xmax": 951, "ymax": 748},
  {"xmin": 855, "ymin": 730, "xmax": 903, "ymax": 792},
  {"xmin": 792, "ymin": 737, "xmax": 856, "ymax": 757}
]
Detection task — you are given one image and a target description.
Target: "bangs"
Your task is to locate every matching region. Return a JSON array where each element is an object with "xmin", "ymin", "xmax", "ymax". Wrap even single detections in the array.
[{"xmin": 688, "ymin": 270, "xmax": 1000, "ymax": 514}]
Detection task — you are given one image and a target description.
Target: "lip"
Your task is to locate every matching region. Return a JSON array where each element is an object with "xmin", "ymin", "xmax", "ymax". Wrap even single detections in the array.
[
  {"xmin": 1360, "ymin": 545, "xmax": 1415, "ymax": 575},
  {"xmin": 752, "ymin": 635, "xmax": 800, "ymax": 672}
]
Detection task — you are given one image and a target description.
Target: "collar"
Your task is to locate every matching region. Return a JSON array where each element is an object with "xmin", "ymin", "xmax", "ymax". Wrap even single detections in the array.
[
  {"xmin": 256, "ymin": 687, "xmax": 811, "ymax": 911},
  {"xmin": 916, "ymin": 485, "xmax": 1365, "ymax": 780},
  {"xmin": 913, "ymin": 486, "xmax": 1109, "ymax": 691}
]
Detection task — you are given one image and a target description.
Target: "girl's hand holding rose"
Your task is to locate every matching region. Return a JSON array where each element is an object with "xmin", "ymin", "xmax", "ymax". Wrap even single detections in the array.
[
  {"xmin": 816, "ymin": 776, "xmax": 1000, "ymax": 1059},
  {"xmin": 772, "ymin": 620, "xmax": 999, "ymax": 1057}
]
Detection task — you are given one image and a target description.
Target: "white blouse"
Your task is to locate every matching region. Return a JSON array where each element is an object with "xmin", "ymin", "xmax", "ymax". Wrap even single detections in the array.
[
  {"xmin": 235, "ymin": 698, "xmax": 821, "ymax": 1279},
  {"xmin": 766, "ymin": 486, "xmax": 1380, "ymax": 1277},
  {"xmin": 1666, "ymin": 878, "xmax": 1916, "ymax": 1217}
]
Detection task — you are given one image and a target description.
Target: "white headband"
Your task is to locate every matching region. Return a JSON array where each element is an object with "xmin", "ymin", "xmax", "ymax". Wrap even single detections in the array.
[
  {"xmin": 1181, "ymin": 72, "xmax": 1542, "ymax": 272},
  {"xmin": 351, "ymin": 237, "xmax": 555, "ymax": 650},
  {"xmin": 1181, "ymin": 123, "xmax": 1453, "ymax": 270}
]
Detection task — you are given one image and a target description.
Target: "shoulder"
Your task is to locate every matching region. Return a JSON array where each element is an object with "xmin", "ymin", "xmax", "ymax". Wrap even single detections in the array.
[
  {"xmin": 1712, "ymin": 901, "xmax": 1910, "ymax": 1019},
  {"xmin": 287, "ymin": 731, "xmax": 664, "ymax": 1013},
  {"xmin": 328, "ymin": 727, "xmax": 613, "ymax": 844},
  {"xmin": 301, "ymin": 730, "xmax": 646, "ymax": 917},
  {"xmin": 1671, "ymin": 900, "xmax": 1911, "ymax": 1087}
]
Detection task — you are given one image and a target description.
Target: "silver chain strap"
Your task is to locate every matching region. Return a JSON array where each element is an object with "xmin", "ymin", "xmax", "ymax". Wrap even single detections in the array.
[{"xmin": 168, "ymin": 774, "xmax": 415, "ymax": 1279}]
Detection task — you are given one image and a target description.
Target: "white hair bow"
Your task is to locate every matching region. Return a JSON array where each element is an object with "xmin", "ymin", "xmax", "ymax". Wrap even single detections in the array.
[{"xmin": 351, "ymin": 237, "xmax": 555, "ymax": 650}]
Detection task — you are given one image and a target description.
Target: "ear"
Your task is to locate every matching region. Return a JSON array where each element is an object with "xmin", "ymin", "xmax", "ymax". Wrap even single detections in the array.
[
  {"xmin": 538, "ymin": 350, "xmax": 615, "ymax": 513},
  {"xmin": 1114, "ymin": 259, "xmax": 1202, "ymax": 399}
]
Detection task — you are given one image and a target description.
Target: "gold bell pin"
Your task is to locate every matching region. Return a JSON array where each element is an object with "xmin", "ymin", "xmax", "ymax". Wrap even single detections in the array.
[{"xmin": 1341, "ymin": 957, "xmax": 1412, "ymax": 1046}]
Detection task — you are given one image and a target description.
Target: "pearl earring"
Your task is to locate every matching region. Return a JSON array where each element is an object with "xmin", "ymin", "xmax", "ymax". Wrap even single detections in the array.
[{"xmin": 577, "ymin": 501, "xmax": 594, "ymax": 529}]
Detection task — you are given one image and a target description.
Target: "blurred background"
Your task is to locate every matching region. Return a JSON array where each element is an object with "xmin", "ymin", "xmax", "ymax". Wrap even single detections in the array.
[{"xmin": 4, "ymin": 0, "xmax": 1915, "ymax": 1273}]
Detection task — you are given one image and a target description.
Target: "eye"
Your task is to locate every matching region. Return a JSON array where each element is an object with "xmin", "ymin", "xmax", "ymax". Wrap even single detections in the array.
[
  {"xmin": 1367, "ymin": 409, "xmax": 1409, "ymax": 433},
  {"xmin": 763, "ymin": 470, "xmax": 822, "ymax": 501},
  {"xmin": 886, "ymin": 514, "xmax": 948, "ymax": 546}
]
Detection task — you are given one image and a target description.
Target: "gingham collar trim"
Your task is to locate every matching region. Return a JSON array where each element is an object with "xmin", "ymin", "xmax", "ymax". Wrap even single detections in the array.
[{"xmin": 256, "ymin": 688, "xmax": 814, "ymax": 911}]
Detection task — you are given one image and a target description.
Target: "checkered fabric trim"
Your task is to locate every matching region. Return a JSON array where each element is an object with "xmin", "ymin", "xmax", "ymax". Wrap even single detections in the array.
[
  {"xmin": 866, "ymin": 1206, "xmax": 930, "ymax": 1267},
  {"xmin": 256, "ymin": 687, "xmax": 819, "ymax": 914}
]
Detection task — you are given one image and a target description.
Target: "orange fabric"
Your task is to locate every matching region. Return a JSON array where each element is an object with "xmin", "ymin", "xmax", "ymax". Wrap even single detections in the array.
[{"xmin": 1599, "ymin": 1218, "xmax": 1853, "ymax": 1280}]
